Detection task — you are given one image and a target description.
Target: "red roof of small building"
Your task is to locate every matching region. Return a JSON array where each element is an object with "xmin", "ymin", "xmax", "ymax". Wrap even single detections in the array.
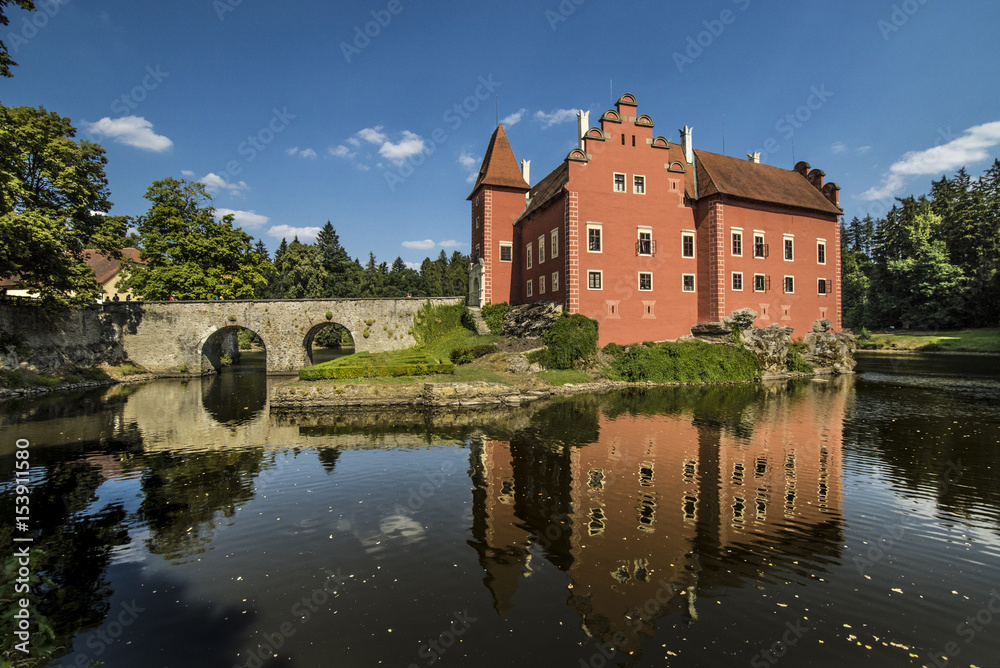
[
  {"xmin": 468, "ymin": 124, "xmax": 530, "ymax": 199},
  {"xmin": 0, "ymin": 248, "xmax": 142, "ymax": 289}
]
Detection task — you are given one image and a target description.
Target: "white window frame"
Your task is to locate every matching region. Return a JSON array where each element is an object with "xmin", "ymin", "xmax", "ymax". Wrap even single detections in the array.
[
  {"xmin": 613, "ymin": 173, "xmax": 626, "ymax": 193},
  {"xmin": 551, "ymin": 271, "xmax": 559, "ymax": 292},
  {"xmin": 753, "ymin": 273, "xmax": 766, "ymax": 292},
  {"xmin": 586, "ymin": 223, "xmax": 603, "ymax": 253},
  {"xmin": 538, "ymin": 235, "xmax": 545, "ymax": 264},
  {"xmin": 783, "ymin": 235, "xmax": 794, "ymax": 262},
  {"xmin": 753, "ymin": 231, "xmax": 766, "ymax": 258},
  {"xmin": 732, "ymin": 272, "xmax": 743, "ymax": 291},
  {"xmin": 638, "ymin": 272, "xmax": 653, "ymax": 291},
  {"xmin": 817, "ymin": 278, "xmax": 829, "ymax": 295},
  {"xmin": 682, "ymin": 274, "xmax": 696, "ymax": 292},
  {"xmin": 681, "ymin": 230, "xmax": 695, "ymax": 258},
  {"xmin": 637, "ymin": 226, "xmax": 653, "ymax": 256},
  {"xmin": 499, "ymin": 241, "xmax": 512, "ymax": 262},
  {"xmin": 526, "ymin": 242, "xmax": 533, "ymax": 269},
  {"xmin": 633, "ymin": 174, "xmax": 646, "ymax": 195},
  {"xmin": 539, "ymin": 274, "xmax": 546, "ymax": 294},
  {"xmin": 526, "ymin": 279, "xmax": 533, "ymax": 298},
  {"xmin": 783, "ymin": 275, "xmax": 795, "ymax": 294},
  {"xmin": 587, "ymin": 270, "xmax": 603, "ymax": 291},
  {"xmin": 817, "ymin": 238, "xmax": 827, "ymax": 265},
  {"xmin": 550, "ymin": 229, "xmax": 559, "ymax": 258},
  {"xmin": 731, "ymin": 228, "xmax": 743, "ymax": 257}
]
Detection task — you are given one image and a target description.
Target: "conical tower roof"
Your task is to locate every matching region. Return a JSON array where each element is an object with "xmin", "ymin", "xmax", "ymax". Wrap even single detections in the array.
[{"xmin": 467, "ymin": 124, "xmax": 530, "ymax": 199}]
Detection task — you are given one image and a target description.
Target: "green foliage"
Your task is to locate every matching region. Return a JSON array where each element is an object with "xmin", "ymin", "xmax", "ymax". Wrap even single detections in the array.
[
  {"xmin": 537, "ymin": 369, "xmax": 592, "ymax": 386},
  {"xmin": 602, "ymin": 342, "xmax": 625, "ymax": 356},
  {"xmin": 117, "ymin": 362, "xmax": 145, "ymax": 376},
  {"xmin": 449, "ymin": 343, "xmax": 499, "ymax": 365},
  {"xmin": 608, "ymin": 340, "xmax": 761, "ymax": 383},
  {"xmin": 0, "ymin": 2, "xmax": 37, "ymax": 77},
  {"xmin": 0, "ymin": 104, "xmax": 126, "ymax": 308},
  {"xmin": 313, "ymin": 323, "xmax": 352, "ymax": 348},
  {"xmin": 237, "ymin": 328, "xmax": 262, "ymax": 350},
  {"xmin": 411, "ymin": 301, "xmax": 475, "ymax": 345},
  {"xmin": 179, "ymin": 363, "xmax": 189, "ymax": 373},
  {"xmin": 121, "ymin": 178, "xmax": 270, "ymax": 300},
  {"xmin": 0, "ymin": 369, "xmax": 26, "ymax": 387},
  {"xmin": 299, "ymin": 348, "xmax": 453, "ymax": 380},
  {"xmin": 219, "ymin": 352, "xmax": 234, "ymax": 366},
  {"xmin": 480, "ymin": 302, "xmax": 510, "ymax": 335},
  {"xmin": 537, "ymin": 313, "xmax": 599, "ymax": 370},
  {"xmin": 325, "ymin": 311, "xmax": 333, "ymax": 320},
  {"xmin": 81, "ymin": 366, "xmax": 110, "ymax": 381}
]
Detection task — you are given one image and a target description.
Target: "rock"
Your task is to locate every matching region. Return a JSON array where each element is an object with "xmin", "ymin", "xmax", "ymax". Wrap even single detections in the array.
[
  {"xmin": 690, "ymin": 321, "xmax": 734, "ymax": 344},
  {"xmin": 812, "ymin": 318, "xmax": 833, "ymax": 333},
  {"xmin": 743, "ymin": 325, "xmax": 794, "ymax": 376},
  {"xmin": 506, "ymin": 354, "xmax": 530, "ymax": 374},
  {"xmin": 805, "ymin": 327, "xmax": 857, "ymax": 373},
  {"xmin": 726, "ymin": 308, "xmax": 758, "ymax": 331},
  {"xmin": 502, "ymin": 301, "xmax": 563, "ymax": 338}
]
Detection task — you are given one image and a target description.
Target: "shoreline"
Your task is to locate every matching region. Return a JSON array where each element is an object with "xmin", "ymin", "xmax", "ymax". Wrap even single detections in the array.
[{"xmin": 856, "ymin": 348, "xmax": 1000, "ymax": 356}]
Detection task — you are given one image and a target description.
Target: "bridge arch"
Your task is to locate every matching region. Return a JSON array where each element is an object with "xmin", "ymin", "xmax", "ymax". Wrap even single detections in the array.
[
  {"xmin": 303, "ymin": 321, "xmax": 356, "ymax": 365},
  {"xmin": 200, "ymin": 325, "xmax": 268, "ymax": 374}
]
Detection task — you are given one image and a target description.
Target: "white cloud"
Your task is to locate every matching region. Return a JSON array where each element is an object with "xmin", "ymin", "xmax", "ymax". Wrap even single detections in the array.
[
  {"xmin": 860, "ymin": 120, "xmax": 1000, "ymax": 200},
  {"xmin": 402, "ymin": 239, "xmax": 436, "ymax": 250},
  {"xmin": 438, "ymin": 240, "xmax": 463, "ymax": 248},
  {"xmin": 287, "ymin": 147, "xmax": 317, "ymax": 159},
  {"xmin": 200, "ymin": 172, "xmax": 248, "ymax": 195},
  {"xmin": 357, "ymin": 126, "xmax": 387, "ymax": 145},
  {"xmin": 83, "ymin": 115, "xmax": 173, "ymax": 152},
  {"xmin": 857, "ymin": 146, "xmax": 872, "ymax": 154},
  {"xmin": 213, "ymin": 208, "xmax": 270, "ymax": 229},
  {"xmin": 268, "ymin": 225, "xmax": 322, "ymax": 241},
  {"xmin": 502, "ymin": 108, "xmax": 526, "ymax": 126},
  {"xmin": 181, "ymin": 169, "xmax": 195, "ymax": 177},
  {"xmin": 328, "ymin": 145, "xmax": 356, "ymax": 159},
  {"xmin": 379, "ymin": 131, "xmax": 426, "ymax": 165},
  {"xmin": 459, "ymin": 151, "xmax": 479, "ymax": 183},
  {"xmin": 831, "ymin": 142, "xmax": 847, "ymax": 154},
  {"xmin": 404, "ymin": 261, "xmax": 422, "ymax": 270},
  {"xmin": 285, "ymin": 146, "xmax": 299, "ymax": 156},
  {"xmin": 535, "ymin": 108, "xmax": 578, "ymax": 129}
]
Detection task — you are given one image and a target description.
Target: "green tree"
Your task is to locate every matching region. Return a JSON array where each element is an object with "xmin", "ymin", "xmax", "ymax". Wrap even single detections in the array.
[
  {"xmin": 0, "ymin": 104, "xmax": 125, "ymax": 306},
  {"xmin": 0, "ymin": 0, "xmax": 35, "ymax": 77},
  {"xmin": 315, "ymin": 221, "xmax": 362, "ymax": 297},
  {"xmin": 121, "ymin": 178, "xmax": 270, "ymax": 300},
  {"xmin": 267, "ymin": 237, "xmax": 329, "ymax": 298}
]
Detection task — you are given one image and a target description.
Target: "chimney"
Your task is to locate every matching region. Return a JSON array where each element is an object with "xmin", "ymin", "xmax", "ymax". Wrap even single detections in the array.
[
  {"xmin": 577, "ymin": 110, "xmax": 590, "ymax": 151},
  {"xmin": 521, "ymin": 159, "xmax": 531, "ymax": 186},
  {"xmin": 680, "ymin": 125, "xmax": 694, "ymax": 165},
  {"xmin": 747, "ymin": 152, "xmax": 761, "ymax": 164},
  {"xmin": 822, "ymin": 182, "xmax": 841, "ymax": 208},
  {"xmin": 807, "ymin": 168, "xmax": 825, "ymax": 190}
]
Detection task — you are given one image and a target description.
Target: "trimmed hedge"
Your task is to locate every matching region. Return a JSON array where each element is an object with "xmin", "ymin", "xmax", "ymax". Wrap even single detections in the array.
[
  {"xmin": 299, "ymin": 361, "xmax": 454, "ymax": 381},
  {"xmin": 412, "ymin": 300, "xmax": 476, "ymax": 344},
  {"xmin": 540, "ymin": 313, "xmax": 599, "ymax": 370},
  {"xmin": 608, "ymin": 340, "xmax": 761, "ymax": 383},
  {"xmin": 480, "ymin": 302, "xmax": 510, "ymax": 335},
  {"xmin": 449, "ymin": 343, "xmax": 500, "ymax": 365}
]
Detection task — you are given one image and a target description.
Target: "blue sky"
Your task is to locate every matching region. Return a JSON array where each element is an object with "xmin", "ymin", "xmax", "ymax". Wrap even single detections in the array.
[{"xmin": 3, "ymin": 0, "xmax": 999, "ymax": 267}]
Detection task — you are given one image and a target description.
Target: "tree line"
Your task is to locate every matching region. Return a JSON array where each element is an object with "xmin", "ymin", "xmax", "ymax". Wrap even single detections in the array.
[
  {"xmin": 841, "ymin": 160, "xmax": 1000, "ymax": 330},
  {"xmin": 0, "ymin": 103, "xmax": 469, "ymax": 307}
]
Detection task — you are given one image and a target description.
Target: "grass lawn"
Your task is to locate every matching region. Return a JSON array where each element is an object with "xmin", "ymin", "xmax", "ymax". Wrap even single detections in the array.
[{"xmin": 859, "ymin": 329, "xmax": 1000, "ymax": 353}]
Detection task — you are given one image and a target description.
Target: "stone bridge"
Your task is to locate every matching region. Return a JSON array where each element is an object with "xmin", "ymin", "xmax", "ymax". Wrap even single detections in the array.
[{"xmin": 120, "ymin": 298, "xmax": 462, "ymax": 374}]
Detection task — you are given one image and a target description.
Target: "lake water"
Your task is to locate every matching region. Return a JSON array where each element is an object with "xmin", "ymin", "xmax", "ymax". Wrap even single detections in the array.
[{"xmin": 1, "ymin": 352, "xmax": 999, "ymax": 668}]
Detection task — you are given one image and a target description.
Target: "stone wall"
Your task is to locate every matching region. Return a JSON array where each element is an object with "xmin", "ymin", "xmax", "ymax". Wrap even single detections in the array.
[{"xmin": 0, "ymin": 304, "xmax": 133, "ymax": 373}]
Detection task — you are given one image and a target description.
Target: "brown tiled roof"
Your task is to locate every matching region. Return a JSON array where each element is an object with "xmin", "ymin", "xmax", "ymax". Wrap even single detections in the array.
[
  {"xmin": 468, "ymin": 124, "xmax": 529, "ymax": 199},
  {"xmin": 695, "ymin": 149, "xmax": 842, "ymax": 216},
  {"xmin": 84, "ymin": 247, "xmax": 143, "ymax": 284},
  {"xmin": 514, "ymin": 161, "xmax": 568, "ymax": 225}
]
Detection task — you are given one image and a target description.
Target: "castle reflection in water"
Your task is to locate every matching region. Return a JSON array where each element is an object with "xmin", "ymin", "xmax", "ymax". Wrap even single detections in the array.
[{"xmin": 467, "ymin": 380, "xmax": 847, "ymax": 651}]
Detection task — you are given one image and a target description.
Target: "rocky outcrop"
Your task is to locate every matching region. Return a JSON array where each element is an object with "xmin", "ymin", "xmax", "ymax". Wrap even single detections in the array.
[
  {"xmin": 689, "ymin": 308, "xmax": 759, "ymax": 345},
  {"xmin": 743, "ymin": 325, "xmax": 795, "ymax": 376},
  {"xmin": 805, "ymin": 319, "xmax": 857, "ymax": 373},
  {"xmin": 502, "ymin": 301, "xmax": 563, "ymax": 338}
]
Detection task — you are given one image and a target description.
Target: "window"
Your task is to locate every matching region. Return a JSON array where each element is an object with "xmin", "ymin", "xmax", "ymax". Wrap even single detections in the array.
[
  {"xmin": 637, "ymin": 228, "xmax": 653, "ymax": 255},
  {"xmin": 682, "ymin": 231, "xmax": 695, "ymax": 258},
  {"xmin": 754, "ymin": 233, "xmax": 767, "ymax": 258},
  {"xmin": 639, "ymin": 272, "xmax": 652, "ymax": 291},
  {"xmin": 817, "ymin": 239, "xmax": 827, "ymax": 264},
  {"xmin": 551, "ymin": 271, "xmax": 559, "ymax": 292},
  {"xmin": 550, "ymin": 229, "xmax": 559, "ymax": 258},
  {"xmin": 784, "ymin": 276, "xmax": 794, "ymax": 294},
  {"xmin": 817, "ymin": 278, "xmax": 829, "ymax": 294},
  {"xmin": 499, "ymin": 242, "xmax": 512, "ymax": 262},
  {"xmin": 539, "ymin": 274, "xmax": 546, "ymax": 294},
  {"xmin": 613, "ymin": 173, "xmax": 626, "ymax": 192},
  {"xmin": 475, "ymin": 216, "xmax": 480, "ymax": 229},
  {"xmin": 587, "ymin": 271, "xmax": 603, "ymax": 290},
  {"xmin": 526, "ymin": 242, "xmax": 533, "ymax": 269},
  {"xmin": 633, "ymin": 175, "xmax": 646, "ymax": 194},
  {"xmin": 475, "ymin": 195, "xmax": 480, "ymax": 206},
  {"xmin": 526, "ymin": 279, "xmax": 533, "ymax": 297},
  {"xmin": 538, "ymin": 235, "xmax": 545, "ymax": 264},
  {"xmin": 784, "ymin": 235, "xmax": 794, "ymax": 261},
  {"xmin": 682, "ymin": 274, "xmax": 696, "ymax": 292},
  {"xmin": 732, "ymin": 272, "xmax": 743, "ymax": 291},
  {"xmin": 754, "ymin": 274, "xmax": 767, "ymax": 292},
  {"xmin": 475, "ymin": 244, "xmax": 480, "ymax": 262},
  {"xmin": 587, "ymin": 224, "xmax": 602, "ymax": 252},
  {"xmin": 731, "ymin": 229, "xmax": 743, "ymax": 256}
]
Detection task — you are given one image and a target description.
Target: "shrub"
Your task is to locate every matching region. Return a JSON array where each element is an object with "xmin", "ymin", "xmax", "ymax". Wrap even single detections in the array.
[
  {"xmin": 299, "ymin": 361, "xmax": 454, "ymax": 380},
  {"xmin": 0, "ymin": 369, "xmax": 26, "ymax": 388},
  {"xmin": 786, "ymin": 350, "xmax": 814, "ymax": 373},
  {"xmin": 412, "ymin": 301, "xmax": 475, "ymax": 344},
  {"xmin": 540, "ymin": 313, "xmax": 599, "ymax": 370},
  {"xmin": 118, "ymin": 362, "xmax": 146, "ymax": 376},
  {"xmin": 609, "ymin": 340, "xmax": 760, "ymax": 383},
  {"xmin": 602, "ymin": 342, "xmax": 625, "ymax": 357},
  {"xmin": 481, "ymin": 302, "xmax": 510, "ymax": 335},
  {"xmin": 449, "ymin": 343, "xmax": 499, "ymax": 365},
  {"xmin": 82, "ymin": 367, "xmax": 110, "ymax": 381},
  {"xmin": 220, "ymin": 352, "xmax": 234, "ymax": 366}
]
